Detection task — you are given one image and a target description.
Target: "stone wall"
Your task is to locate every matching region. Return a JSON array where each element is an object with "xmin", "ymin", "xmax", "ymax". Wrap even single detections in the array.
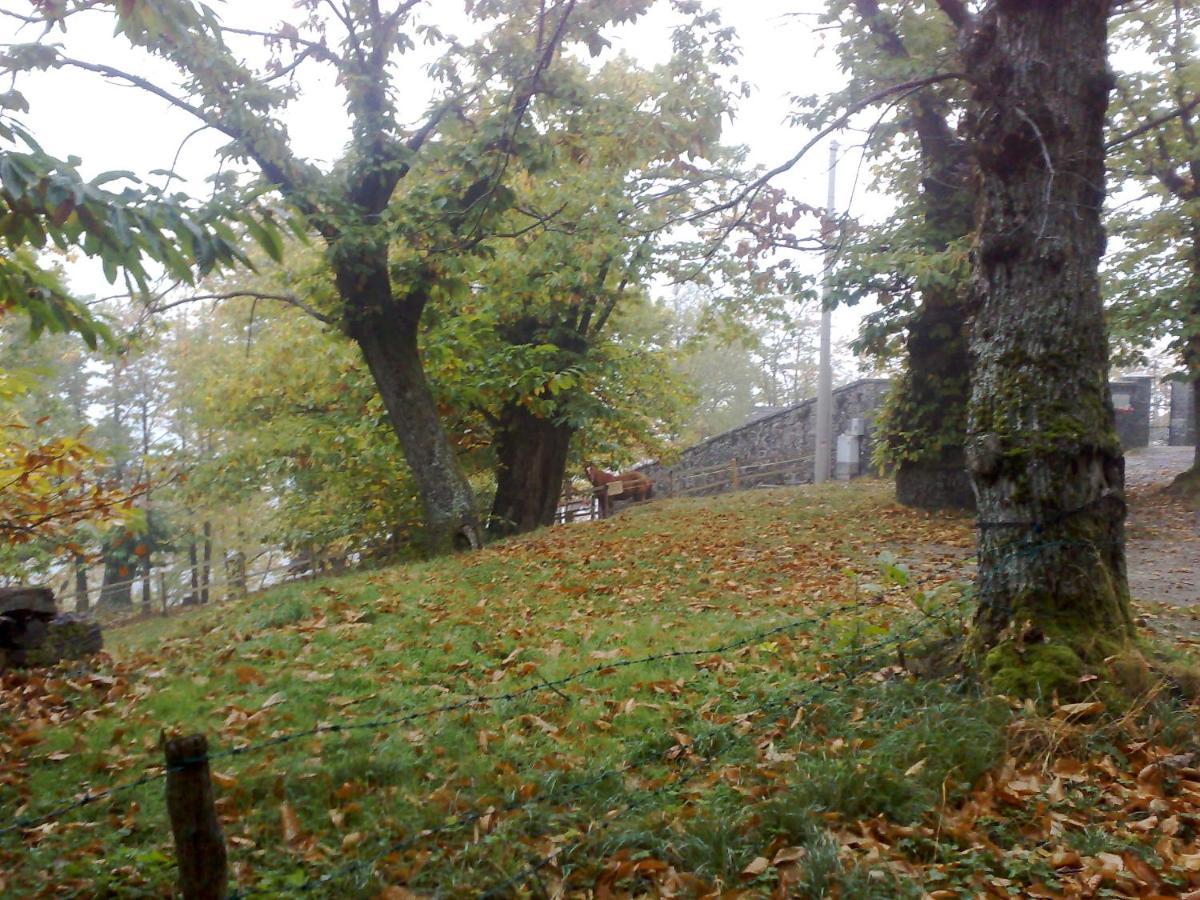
[
  {"xmin": 1169, "ymin": 379, "xmax": 1196, "ymax": 448},
  {"xmin": 1111, "ymin": 377, "xmax": 1152, "ymax": 450},
  {"xmin": 639, "ymin": 379, "xmax": 891, "ymax": 497},
  {"xmin": 637, "ymin": 375, "xmax": 1153, "ymax": 500}
]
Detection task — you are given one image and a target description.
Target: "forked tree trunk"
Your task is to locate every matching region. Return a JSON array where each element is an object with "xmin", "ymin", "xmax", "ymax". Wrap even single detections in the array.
[
  {"xmin": 962, "ymin": 0, "xmax": 1134, "ymax": 674},
  {"xmin": 488, "ymin": 401, "xmax": 575, "ymax": 538},
  {"xmin": 338, "ymin": 255, "xmax": 482, "ymax": 555}
]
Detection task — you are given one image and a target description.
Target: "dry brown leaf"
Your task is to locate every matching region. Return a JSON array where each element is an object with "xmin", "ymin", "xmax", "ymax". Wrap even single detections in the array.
[
  {"xmin": 280, "ymin": 802, "xmax": 302, "ymax": 845},
  {"xmin": 1054, "ymin": 701, "xmax": 1104, "ymax": 721},
  {"xmin": 740, "ymin": 856, "xmax": 770, "ymax": 878}
]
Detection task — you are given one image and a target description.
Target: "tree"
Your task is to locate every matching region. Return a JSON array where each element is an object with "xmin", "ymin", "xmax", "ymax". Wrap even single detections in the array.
[
  {"xmin": 947, "ymin": 0, "xmax": 1135, "ymax": 688},
  {"xmin": 817, "ymin": 0, "xmax": 975, "ymax": 510},
  {"xmin": 1106, "ymin": 0, "xmax": 1200, "ymax": 492},
  {"xmin": 5, "ymin": 0, "xmax": 667, "ymax": 554},
  {"xmin": 470, "ymin": 39, "xmax": 739, "ymax": 536}
]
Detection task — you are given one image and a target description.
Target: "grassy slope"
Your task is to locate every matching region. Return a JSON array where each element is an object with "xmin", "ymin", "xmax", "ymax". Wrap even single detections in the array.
[{"xmin": 1, "ymin": 480, "xmax": 1198, "ymax": 898}]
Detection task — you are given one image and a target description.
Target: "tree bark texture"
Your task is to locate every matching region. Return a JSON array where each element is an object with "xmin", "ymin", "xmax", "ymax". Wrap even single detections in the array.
[
  {"xmin": 963, "ymin": 0, "xmax": 1134, "ymax": 656},
  {"xmin": 1194, "ymin": 376, "xmax": 1199, "ymax": 472},
  {"xmin": 893, "ymin": 279, "xmax": 974, "ymax": 510},
  {"xmin": 338, "ymin": 253, "xmax": 482, "ymax": 555},
  {"xmin": 488, "ymin": 401, "xmax": 576, "ymax": 537}
]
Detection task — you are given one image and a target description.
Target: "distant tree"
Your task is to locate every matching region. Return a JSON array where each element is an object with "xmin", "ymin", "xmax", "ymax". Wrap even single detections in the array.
[{"xmin": 469, "ymin": 39, "xmax": 741, "ymax": 536}]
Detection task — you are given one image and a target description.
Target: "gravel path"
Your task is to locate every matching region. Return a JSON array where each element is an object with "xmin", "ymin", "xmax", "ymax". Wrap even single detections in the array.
[{"xmin": 1124, "ymin": 447, "xmax": 1199, "ymax": 607}]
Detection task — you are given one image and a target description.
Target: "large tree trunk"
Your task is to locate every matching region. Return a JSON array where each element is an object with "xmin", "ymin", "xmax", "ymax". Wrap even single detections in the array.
[
  {"xmin": 893, "ymin": 286, "xmax": 974, "ymax": 510},
  {"xmin": 856, "ymin": 0, "xmax": 975, "ymax": 511},
  {"xmin": 1194, "ymin": 376, "xmax": 1199, "ymax": 472},
  {"xmin": 488, "ymin": 401, "xmax": 576, "ymax": 538},
  {"xmin": 338, "ymin": 254, "xmax": 482, "ymax": 555},
  {"xmin": 893, "ymin": 134, "xmax": 975, "ymax": 510},
  {"xmin": 962, "ymin": 0, "xmax": 1134, "ymax": 684}
]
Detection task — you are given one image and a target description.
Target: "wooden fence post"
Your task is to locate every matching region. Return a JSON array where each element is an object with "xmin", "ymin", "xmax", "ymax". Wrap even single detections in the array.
[
  {"xmin": 164, "ymin": 734, "xmax": 228, "ymax": 900},
  {"xmin": 730, "ymin": 457, "xmax": 739, "ymax": 490}
]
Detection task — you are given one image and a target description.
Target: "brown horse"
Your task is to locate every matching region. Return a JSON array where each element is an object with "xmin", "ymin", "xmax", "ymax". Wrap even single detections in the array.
[{"xmin": 585, "ymin": 465, "xmax": 654, "ymax": 519}]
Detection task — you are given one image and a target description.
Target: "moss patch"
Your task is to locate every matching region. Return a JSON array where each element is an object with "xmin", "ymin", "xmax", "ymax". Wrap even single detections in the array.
[{"xmin": 983, "ymin": 641, "xmax": 1087, "ymax": 700}]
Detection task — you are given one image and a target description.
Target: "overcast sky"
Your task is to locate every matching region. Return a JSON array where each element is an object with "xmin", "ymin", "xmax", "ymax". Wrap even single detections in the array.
[{"xmin": 4, "ymin": 0, "xmax": 876, "ymax": 361}]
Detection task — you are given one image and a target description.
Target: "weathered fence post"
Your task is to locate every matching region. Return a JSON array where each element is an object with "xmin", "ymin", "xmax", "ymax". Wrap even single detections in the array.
[
  {"xmin": 164, "ymin": 734, "xmax": 228, "ymax": 900},
  {"xmin": 730, "ymin": 457, "xmax": 739, "ymax": 490}
]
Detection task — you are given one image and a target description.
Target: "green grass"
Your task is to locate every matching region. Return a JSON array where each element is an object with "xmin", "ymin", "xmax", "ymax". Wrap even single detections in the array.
[{"xmin": 2, "ymin": 479, "xmax": 1197, "ymax": 898}]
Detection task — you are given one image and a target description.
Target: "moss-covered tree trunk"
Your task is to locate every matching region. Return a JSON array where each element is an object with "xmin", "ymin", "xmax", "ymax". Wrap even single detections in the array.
[
  {"xmin": 893, "ymin": 121, "xmax": 975, "ymax": 510},
  {"xmin": 855, "ymin": 0, "xmax": 976, "ymax": 511},
  {"xmin": 338, "ymin": 250, "xmax": 482, "ymax": 555},
  {"xmin": 893, "ymin": 277, "xmax": 974, "ymax": 511},
  {"xmin": 960, "ymin": 0, "xmax": 1135, "ymax": 679}
]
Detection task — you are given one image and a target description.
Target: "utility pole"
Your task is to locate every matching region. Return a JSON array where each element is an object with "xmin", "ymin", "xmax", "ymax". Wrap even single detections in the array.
[{"xmin": 814, "ymin": 141, "xmax": 838, "ymax": 484}]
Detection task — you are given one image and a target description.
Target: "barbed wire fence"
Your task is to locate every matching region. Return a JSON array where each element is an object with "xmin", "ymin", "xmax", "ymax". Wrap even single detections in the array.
[{"xmin": 1, "ymin": 588, "xmax": 968, "ymax": 897}]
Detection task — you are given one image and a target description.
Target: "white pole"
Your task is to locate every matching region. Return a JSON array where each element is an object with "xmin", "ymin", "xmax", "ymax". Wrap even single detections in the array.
[{"xmin": 814, "ymin": 141, "xmax": 838, "ymax": 484}]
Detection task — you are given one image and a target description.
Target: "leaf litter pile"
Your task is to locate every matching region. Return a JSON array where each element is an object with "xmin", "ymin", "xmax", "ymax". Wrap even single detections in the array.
[{"xmin": 2, "ymin": 480, "xmax": 1200, "ymax": 897}]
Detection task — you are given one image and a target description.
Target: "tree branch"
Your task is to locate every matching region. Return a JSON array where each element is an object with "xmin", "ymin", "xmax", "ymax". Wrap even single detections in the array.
[
  {"xmin": 687, "ymin": 72, "xmax": 970, "ymax": 225},
  {"xmin": 53, "ymin": 52, "xmax": 335, "ymax": 238},
  {"xmin": 147, "ymin": 290, "xmax": 337, "ymax": 325},
  {"xmin": 1106, "ymin": 94, "xmax": 1200, "ymax": 150}
]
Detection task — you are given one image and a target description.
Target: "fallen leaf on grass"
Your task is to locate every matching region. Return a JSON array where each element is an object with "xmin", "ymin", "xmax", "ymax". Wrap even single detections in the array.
[
  {"xmin": 772, "ymin": 846, "xmax": 807, "ymax": 865},
  {"xmin": 741, "ymin": 857, "xmax": 770, "ymax": 878},
  {"xmin": 1054, "ymin": 701, "xmax": 1104, "ymax": 721},
  {"xmin": 280, "ymin": 802, "xmax": 302, "ymax": 845}
]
